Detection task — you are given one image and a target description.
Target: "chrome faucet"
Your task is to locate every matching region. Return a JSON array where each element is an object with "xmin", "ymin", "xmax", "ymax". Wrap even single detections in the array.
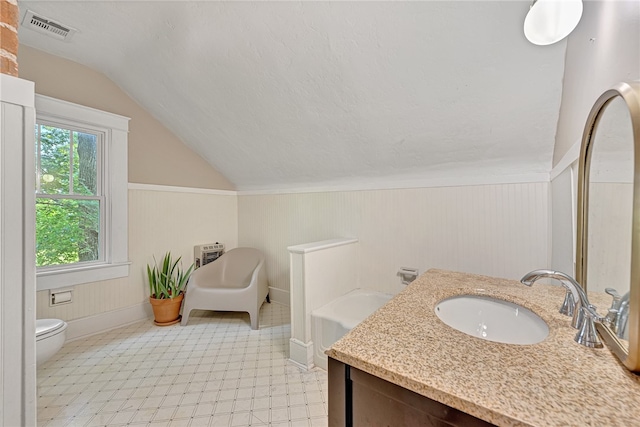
[
  {"xmin": 520, "ymin": 270, "xmax": 589, "ymax": 328},
  {"xmin": 604, "ymin": 288, "xmax": 630, "ymax": 340},
  {"xmin": 520, "ymin": 269, "xmax": 603, "ymax": 348}
]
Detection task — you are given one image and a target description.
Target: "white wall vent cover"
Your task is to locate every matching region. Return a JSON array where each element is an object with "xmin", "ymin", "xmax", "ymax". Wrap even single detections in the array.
[{"xmin": 21, "ymin": 10, "xmax": 77, "ymax": 41}]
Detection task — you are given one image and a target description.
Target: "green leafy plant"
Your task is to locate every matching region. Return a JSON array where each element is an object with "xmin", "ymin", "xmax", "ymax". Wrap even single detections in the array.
[{"xmin": 146, "ymin": 252, "xmax": 195, "ymax": 299}]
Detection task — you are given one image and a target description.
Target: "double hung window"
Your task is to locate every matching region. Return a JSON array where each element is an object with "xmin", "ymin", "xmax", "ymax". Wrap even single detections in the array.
[
  {"xmin": 35, "ymin": 95, "xmax": 129, "ymax": 290},
  {"xmin": 35, "ymin": 122, "xmax": 103, "ymax": 267}
]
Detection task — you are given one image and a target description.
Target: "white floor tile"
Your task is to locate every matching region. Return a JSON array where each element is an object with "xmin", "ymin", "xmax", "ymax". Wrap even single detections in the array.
[
  {"xmin": 236, "ymin": 387, "xmax": 254, "ymax": 400},
  {"xmin": 304, "ymin": 391, "xmax": 324, "ymax": 405},
  {"xmin": 190, "ymin": 415, "xmax": 213, "ymax": 427},
  {"xmin": 168, "ymin": 418, "xmax": 191, "ymax": 427},
  {"xmin": 214, "ymin": 399, "xmax": 234, "ymax": 415},
  {"xmin": 230, "ymin": 411, "xmax": 252, "ymax": 426},
  {"xmin": 208, "ymin": 413, "xmax": 232, "ymax": 426},
  {"xmin": 141, "ymin": 395, "xmax": 165, "ymax": 409},
  {"xmin": 252, "ymin": 396, "xmax": 271, "ymax": 411},
  {"xmin": 131, "ymin": 407, "xmax": 158, "ymax": 423},
  {"xmin": 307, "ymin": 403, "xmax": 326, "ymax": 418},
  {"xmin": 36, "ymin": 303, "xmax": 329, "ymax": 427},
  {"xmin": 119, "ymin": 396, "xmax": 146, "ymax": 412},
  {"xmin": 288, "ymin": 393, "xmax": 306, "ymax": 407},
  {"xmin": 289, "ymin": 405, "xmax": 309, "ymax": 420},
  {"xmin": 180, "ymin": 392, "xmax": 201, "ymax": 405},
  {"xmin": 162, "ymin": 394, "xmax": 183, "ymax": 407},
  {"xmin": 269, "ymin": 407, "xmax": 289, "ymax": 423},
  {"xmin": 63, "ymin": 415, "xmax": 94, "ymax": 426},
  {"xmin": 233, "ymin": 398, "xmax": 253, "ymax": 413},
  {"xmin": 194, "ymin": 402, "xmax": 215, "ymax": 418},
  {"xmin": 42, "ymin": 418, "xmax": 73, "ymax": 427},
  {"xmin": 218, "ymin": 389, "xmax": 237, "ymax": 401},
  {"xmin": 107, "ymin": 409, "xmax": 136, "ymax": 425},
  {"xmin": 153, "ymin": 407, "xmax": 176, "ymax": 421},
  {"xmin": 310, "ymin": 416, "xmax": 329, "ymax": 427},
  {"xmin": 272, "ymin": 394, "xmax": 289, "ymax": 409}
]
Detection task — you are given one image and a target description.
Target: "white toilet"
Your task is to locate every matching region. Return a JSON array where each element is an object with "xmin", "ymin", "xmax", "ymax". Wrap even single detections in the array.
[{"xmin": 36, "ymin": 319, "xmax": 68, "ymax": 367}]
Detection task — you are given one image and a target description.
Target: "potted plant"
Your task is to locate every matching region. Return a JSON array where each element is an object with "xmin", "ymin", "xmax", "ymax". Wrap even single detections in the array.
[{"xmin": 147, "ymin": 252, "xmax": 194, "ymax": 326}]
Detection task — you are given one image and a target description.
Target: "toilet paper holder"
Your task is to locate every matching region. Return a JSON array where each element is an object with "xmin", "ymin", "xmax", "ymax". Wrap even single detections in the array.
[
  {"xmin": 397, "ymin": 267, "xmax": 419, "ymax": 285},
  {"xmin": 50, "ymin": 288, "xmax": 73, "ymax": 306}
]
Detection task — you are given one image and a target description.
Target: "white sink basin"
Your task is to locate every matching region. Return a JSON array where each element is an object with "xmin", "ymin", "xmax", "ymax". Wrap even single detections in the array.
[{"xmin": 435, "ymin": 295, "xmax": 549, "ymax": 345}]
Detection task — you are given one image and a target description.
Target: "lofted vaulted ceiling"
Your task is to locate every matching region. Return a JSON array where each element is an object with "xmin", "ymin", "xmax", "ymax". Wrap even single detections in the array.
[{"xmin": 17, "ymin": 1, "xmax": 566, "ymax": 191}]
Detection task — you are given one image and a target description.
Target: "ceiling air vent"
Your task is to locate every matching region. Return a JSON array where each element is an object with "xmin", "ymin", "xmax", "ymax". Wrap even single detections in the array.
[{"xmin": 22, "ymin": 10, "xmax": 77, "ymax": 41}]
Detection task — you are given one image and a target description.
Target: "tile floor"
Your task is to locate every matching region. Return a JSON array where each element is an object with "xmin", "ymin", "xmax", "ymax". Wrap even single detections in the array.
[{"xmin": 37, "ymin": 303, "xmax": 328, "ymax": 427}]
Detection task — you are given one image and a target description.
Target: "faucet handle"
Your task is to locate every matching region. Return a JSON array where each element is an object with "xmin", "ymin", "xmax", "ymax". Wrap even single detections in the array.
[
  {"xmin": 605, "ymin": 287, "xmax": 621, "ymax": 298},
  {"xmin": 605, "ymin": 287, "xmax": 622, "ymax": 309},
  {"xmin": 574, "ymin": 305, "xmax": 603, "ymax": 348},
  {"xmin": 559, "ymin": 289, "xmax": 575, "ymax": 317}
]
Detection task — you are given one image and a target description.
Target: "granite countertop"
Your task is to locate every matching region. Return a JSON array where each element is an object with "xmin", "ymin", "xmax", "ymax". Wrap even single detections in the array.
[{"xmin": 326, "ymin": 269, "xmax": 640, "ymax": 427}]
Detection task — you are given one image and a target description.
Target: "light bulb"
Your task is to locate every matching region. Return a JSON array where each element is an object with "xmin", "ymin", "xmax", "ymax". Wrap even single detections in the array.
[{"xmin": 524, "ymin": 0, "xmax": 583, "ymax": 46}]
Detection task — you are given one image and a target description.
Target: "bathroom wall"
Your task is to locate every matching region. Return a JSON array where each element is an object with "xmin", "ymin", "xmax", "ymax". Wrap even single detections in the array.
[
  {"xmin": 17, "ymin": 47, "xmax": 239, "ymax": 326},
  {"xmin": 17, "ymin": 45, "xmax": 234, "ymax": 190},
  {"xmin": 238, "ymin": 182, "xmax": 549, "ymax": 301},
  {"xmin": 35, "ymin": 187, "xmax": 238, "ymax": 324},
  {"xmin": 554, "ymin": 0, "xmax": 640, "ymax": 166},
  {"xmin": 550, "ymin": 167, "xmax": 575, "ymax": 275},
  {"xmin": 550, "ymin": 0, "xmax": 640, "ymax": 272}
]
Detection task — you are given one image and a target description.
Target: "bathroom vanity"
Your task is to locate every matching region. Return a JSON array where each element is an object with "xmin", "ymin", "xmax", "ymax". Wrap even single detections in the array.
[{"xmin": 326, "ymin": 269, "xmax": 640, "ymax": 426}]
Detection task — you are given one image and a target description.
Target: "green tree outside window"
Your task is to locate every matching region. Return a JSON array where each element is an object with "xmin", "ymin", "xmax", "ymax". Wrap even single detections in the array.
[{"xmin": 35, "ymin": 123, "xmax": 102, "ymax": 267}]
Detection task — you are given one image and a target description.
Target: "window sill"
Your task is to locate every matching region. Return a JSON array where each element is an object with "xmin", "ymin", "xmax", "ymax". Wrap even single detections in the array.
[{"xmin": 36, "ymin": 262, "xmax": 131, "ymax": 291}]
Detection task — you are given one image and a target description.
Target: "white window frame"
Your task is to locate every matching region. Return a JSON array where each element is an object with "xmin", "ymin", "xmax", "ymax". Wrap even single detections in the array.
[{"xmin": 35, "ymin": 95, "xmax": 130, "ymax": 291}]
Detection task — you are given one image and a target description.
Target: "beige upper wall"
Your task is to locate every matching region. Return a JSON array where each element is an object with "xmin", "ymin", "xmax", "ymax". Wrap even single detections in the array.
[
  {"xmin": 18, "ymin": 45, "xmax": 235, "ymax": 190},
  {"xmin": 553, "ymin": 0, "xmax": 640, "ymax": 166}
]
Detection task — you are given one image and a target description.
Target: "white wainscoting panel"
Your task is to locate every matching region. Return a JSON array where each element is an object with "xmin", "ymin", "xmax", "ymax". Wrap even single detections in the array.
[
  {"xmin": 65, "ymin": 302, "xmax": 152, "ymax": 342},
  {"xmin": 36, "ymin": 188, "xmax": 239, "ymax": 323},
  {"xmin": 586, "ymin": 182, "xmax": 633, "ymax": 294},
  {"xmin": 238, "ymin": 183, "xmax": 550, "ymax": 296}
]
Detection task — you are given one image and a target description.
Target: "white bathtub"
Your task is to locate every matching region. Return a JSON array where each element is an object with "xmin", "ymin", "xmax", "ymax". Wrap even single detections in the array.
[{"xmin": 311, "ymin": 288, "xmax": 393, "ymax": 370}]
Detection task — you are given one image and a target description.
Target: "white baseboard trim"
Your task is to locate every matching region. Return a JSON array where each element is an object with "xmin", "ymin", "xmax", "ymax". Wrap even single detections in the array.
[
  {"xmin": 289, "ymin": 338, "xmax": 314, "ymax": 370},
  {"xmin": 66, "ymin": 302, "xmax": 153, "ymax": 342},
  {"xmin": 288, "ymin": 358, "xmax": 313, "ymax": 371},
  {"xmin": 268, "ymin": 287, "xmax": 290, "ymax": 306}
]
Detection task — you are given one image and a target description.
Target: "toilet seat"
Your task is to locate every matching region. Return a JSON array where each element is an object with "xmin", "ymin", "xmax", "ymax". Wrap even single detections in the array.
[{"xmin": 36, "ymin": 319, "xmax": 67, "ymax": 342}]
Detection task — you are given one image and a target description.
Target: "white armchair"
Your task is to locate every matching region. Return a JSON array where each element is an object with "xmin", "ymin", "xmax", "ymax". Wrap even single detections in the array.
[{"xmin": 180, "ymin": 247, "xmax": 269, "ymax": 329}]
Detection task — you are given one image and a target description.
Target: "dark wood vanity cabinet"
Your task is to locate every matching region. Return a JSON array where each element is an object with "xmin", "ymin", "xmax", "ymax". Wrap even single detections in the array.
[{"xmin": 328, "ymin": 357, "xmax": 495, "ymax": 427}]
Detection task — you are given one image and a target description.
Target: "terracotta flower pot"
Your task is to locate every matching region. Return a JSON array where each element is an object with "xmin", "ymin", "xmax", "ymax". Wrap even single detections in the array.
[{"xmin": 149, "ymin": 293, "xmax": 184, "ymax": 326}]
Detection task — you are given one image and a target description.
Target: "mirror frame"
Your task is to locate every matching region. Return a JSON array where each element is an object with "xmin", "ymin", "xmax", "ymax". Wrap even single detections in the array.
[{"xmin": 577, "ymin": 81, "xmax": 640, "ymax": 372}]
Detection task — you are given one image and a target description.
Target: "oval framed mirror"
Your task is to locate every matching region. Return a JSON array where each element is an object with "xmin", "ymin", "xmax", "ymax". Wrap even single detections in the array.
[{"xmin": 576, "ymin": 81, "xmax": 640, "ymax": 372}]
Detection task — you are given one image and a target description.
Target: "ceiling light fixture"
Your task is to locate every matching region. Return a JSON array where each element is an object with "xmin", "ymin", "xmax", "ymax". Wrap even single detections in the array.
[{"xmin": 524, "ymin": 0, "xmax": 583, "ymax": 46}]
